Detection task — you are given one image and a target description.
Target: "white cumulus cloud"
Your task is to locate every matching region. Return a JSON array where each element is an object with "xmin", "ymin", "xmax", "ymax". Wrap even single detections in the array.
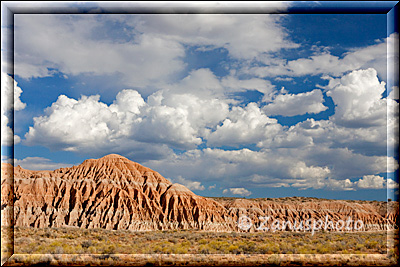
[
  {"xmin": 292, "ymin": 178, "xmax": 355, "ymax": 191},
  {"xmin": 24, "ymin": 84, "xmax": 228, "ymax": 154},
  {"xmin": 23, "ymin": 90, "xmax": 173, "ymax": 161},
  {"xmin": 1, "ymin": 72, "xmax": 26, "ymax": 146},
  {"xmin": 387, "ymin": 178, "xmax": 399, "ymax": 190},
  {"xmin": 355, "ymin": 175, "xmax": 385, "ymax": 189},
  {"xmin": 172, "ymin": 176, "xmax": 205, "ymax": 191},
  {"xmin": 207, "ymin": 102, "xmax": 281, "ymax": 147},
  {"xmin": 325, "ymin": 68, "xmax": 387, "ymax": 128},
  {"xmin": 353, "ymin": 175, "xmax": 399, "ymax": 190},
  {"xmin": 14, "ymin": 15, "xmax": 186, "ymax": 89},
  {"xmin": 259, "ymin": 68, "xmax": 398, "ymax": 158},
  {"xmin": 246, "ymin": 33, "xmax": 394, "ymax": 81},
  {"xmin": 14, "ymin": 14, "xmax": 298, "ymax": 95},
  {"xmin": 263, "ymin": 89, "xmax": 328, "ymax": 117},
  {"xmin": 134, "ymin": 14, "xmax": 298, "ymax": 60},
  {"xmin": 223, "ymin": 188, "xmax": 252, "ymax": 197},
  {"xmin": 15, "ymin": 157, "xmax": 74, "ymax": 171}
]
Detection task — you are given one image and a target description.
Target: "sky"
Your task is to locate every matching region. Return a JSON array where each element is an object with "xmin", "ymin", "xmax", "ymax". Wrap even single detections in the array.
[{"xmin": 1, "ymin": 1, "xmax": 399, "ymax": 201}]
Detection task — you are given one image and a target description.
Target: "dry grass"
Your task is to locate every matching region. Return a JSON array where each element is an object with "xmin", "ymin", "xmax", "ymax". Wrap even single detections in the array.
[{"xmin": 11, "ymin": 227, "xmax": 395, "ymax": 255}]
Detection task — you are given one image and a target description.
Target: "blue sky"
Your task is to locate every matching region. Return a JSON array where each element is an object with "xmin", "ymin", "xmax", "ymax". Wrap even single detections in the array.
[{"xmin": 2, "ymin": 2, "xmax": 399, "ymax": 201}]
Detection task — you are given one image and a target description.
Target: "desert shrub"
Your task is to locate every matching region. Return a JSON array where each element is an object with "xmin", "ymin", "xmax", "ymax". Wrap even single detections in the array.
[
  {"xmin": 206, "ymin": 240, "xmax": 230, "ymax": 253},
  {"xmin": 40, "ymin": 240, "xmax": 63, "ymax": 254},
  {"xmin": 237, "ymin": 240, "xmax": 256, "ymax": 253},
  {"xmin": 270, "ymin": 245, "xmax": 280, "ymax": 253},
  {"xmin": 13, "ymin": 226, "xmax": 389, "ymax": 255},
  {"xmin": 366, "ymin": 241, "xmax": 378, "ymax": 249},
  {"xmin": 187, "ymin": 232, "xmax": 201, "ymax": 241},
  {"xmin": 151, "ymin": 240, "xmax": 174, "ymax": 254},
  {"xmin": 63, "ymin": 244, "xmax": 83, "ymax": 254},
  {"xmin": 311, "ymin": 238, "xmax": 320, "ymax": 244},
  {"xmin": 40, "ymin": 231, "xmax": 52, "ymax": 238},
  {"xmin": 172, "ymin": 242, "xmax": 190, "ymax": 254},
  {"xmin": 168, "ymin": 238, "xmax": 178, "ymax": 244},
  {"xmin": 356, "ymin": 236, "xmax": 365, "ymax": 244},
  {"xmin": 153, "ymin": 245, "xmax": 163, "ymax": 253},
  {"xmin": 101, "ymin": 244, "xmax": 116, "ymax": 254},
  {"xmin": 198, "ymin": 245, "xmax": 210, "ymax": 254},
  {"xmin": 22, "ymin": 243, "xmax": 39, "ymax": 254},
  {"xmin": 145, "ymin": 235, "xmax": 158, "ymax": 241},
  {"xmin": 355, "ymin": 243, "xmax": 365, "ymax": 251},
  {"xmin": 256, "ymin": 244, "xmax": 271, "ymax": 254},
  {"xmin": 280, "ymin": 244, "xmax": 291, "ymax": 254},
  {"xmin": 198, "ymin": 239, "xmax": 208, "ymax": 245},
  {"xmin": 297, "ymin": 247, "xmax": 312, "ymax": 254},
  {"xmin": 226, "ymin": 244, "xmax": 240, "ymax": 254},
  {"xmin": 316, "ymin": 244, "xmax": 330, "ymax": 254},
  {"xmin": 53, "ymin": 246, "xmax": 64, "ymax": 254},
  {"xmin": 94, "ymin": 234, "xmax": 106, "ymax": 241},
  {"xmin": 81, "ymin": 240, "xmax": 93, "ymax": 249},
  {"xmin": 62, "ymin": 234, "xmax": 75, "ymax": 239}
]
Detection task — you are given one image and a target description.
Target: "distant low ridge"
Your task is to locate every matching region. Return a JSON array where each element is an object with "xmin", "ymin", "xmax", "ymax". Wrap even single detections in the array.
[{"xmin": 1, "ymin": 154, "xmax": 398, "ymax": 232}]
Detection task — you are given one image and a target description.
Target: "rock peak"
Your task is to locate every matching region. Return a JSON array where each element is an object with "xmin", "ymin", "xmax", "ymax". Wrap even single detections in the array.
[
  {"xmin": 73, "ymin": 154, "xmax": 172, "ymax": 185},
  {"xmin": 100, "ymin": 154, "xmax": 128, "ymax": 160}
]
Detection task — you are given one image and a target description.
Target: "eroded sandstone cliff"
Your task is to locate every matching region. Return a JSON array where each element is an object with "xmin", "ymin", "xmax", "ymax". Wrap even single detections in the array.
[
  {"xmin": 2, "ymin": 154, "xmax": 233, "ymax": 231},
  {"xmin": 1, "ymin": 154, "xmax": 398, "ymax": 232}
]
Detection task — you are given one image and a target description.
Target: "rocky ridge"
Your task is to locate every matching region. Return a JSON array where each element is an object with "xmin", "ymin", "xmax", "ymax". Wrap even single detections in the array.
[{"xmin": 1, "ymin": 154, "xmax": 398, "ymax": 232}]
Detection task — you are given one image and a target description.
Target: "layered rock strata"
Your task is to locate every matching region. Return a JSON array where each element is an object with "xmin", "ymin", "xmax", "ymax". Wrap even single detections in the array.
[{"xmin": 1, "ymin": 154, "xmax": 398, "ymax": 232}]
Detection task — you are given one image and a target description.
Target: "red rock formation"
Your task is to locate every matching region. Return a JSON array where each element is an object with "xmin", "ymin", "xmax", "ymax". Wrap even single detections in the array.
[
  {"xmin": 1, "ymin": 154, "xmax": 398, "ymax": 232},
  {"xmin": 214, "ymin": 197, "xmax": 398, "ymax": 232},
  {"xmin": 2, "ymin": 154, "xmax": 232, "ymax": 231}
]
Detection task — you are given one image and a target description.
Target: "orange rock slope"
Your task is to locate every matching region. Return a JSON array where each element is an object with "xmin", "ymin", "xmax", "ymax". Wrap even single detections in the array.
[{"xmin": 1, "ymin": 154, "xmax": 398, "ymax": 232}]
